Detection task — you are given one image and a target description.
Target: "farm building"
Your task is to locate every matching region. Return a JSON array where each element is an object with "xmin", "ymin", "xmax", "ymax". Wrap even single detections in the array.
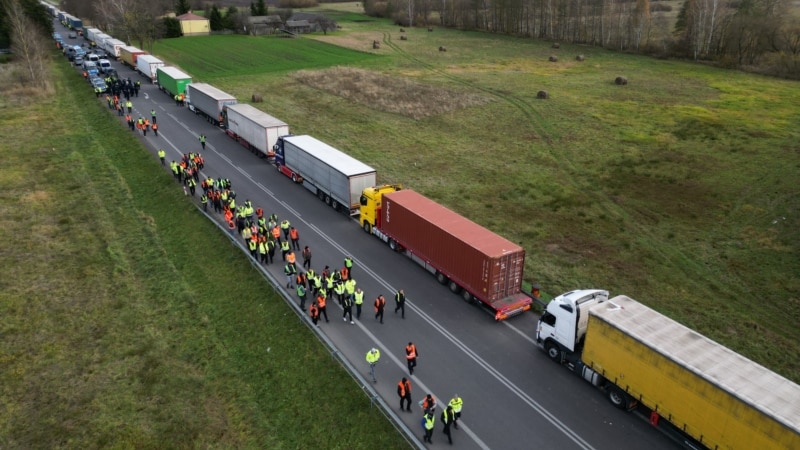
[
  {"xmin": 247, "ymin": 15, "xmax": 283, "ymax": 35},
  {"xmin": 284, "ymin": 20, "xmax": 311, "ymax": 34},
  {"xmin": 177, "ymin": 12, "xmax": 210, "ymax": 36}
]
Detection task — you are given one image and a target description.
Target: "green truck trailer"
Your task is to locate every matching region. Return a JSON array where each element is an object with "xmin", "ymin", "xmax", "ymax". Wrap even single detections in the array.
[{"xmin": 156, "ymin": 66, "xmax": 192, "ymax": 98}]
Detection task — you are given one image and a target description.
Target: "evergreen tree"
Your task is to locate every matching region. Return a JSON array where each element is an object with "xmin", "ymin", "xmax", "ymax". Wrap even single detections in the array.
[
  {"xmin": 209, "ymin": 5, "xmax": 224, "ymax": 31},
  {"xmin": 163, "ymin": 17, "xmax": 182, "ymax": 38},
  {"xmin": 223, "ymin": 6, "xmax": 238, "ymax": 30},
  {"xmin": 175, "ymin": 0, "xmax": 191, "ymax": 15},
  {"xmin": 256, "ymin": 0, "xmax": 268, "ymax": 16}
]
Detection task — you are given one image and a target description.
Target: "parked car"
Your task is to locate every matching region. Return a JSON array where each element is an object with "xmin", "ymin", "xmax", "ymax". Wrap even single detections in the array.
[
  {"xmin": 90, "ymin": 77, "xmax": 107, "ymax": 94},
  {"xmin": 83, "ymin": 61, "xmax": 99, "ymax": 77}
]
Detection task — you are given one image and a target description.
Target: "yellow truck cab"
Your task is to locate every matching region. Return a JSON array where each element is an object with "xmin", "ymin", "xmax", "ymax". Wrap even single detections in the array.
[{"xmin": 359, "ymin": 184, "xmax": 402, "ymax": 234}]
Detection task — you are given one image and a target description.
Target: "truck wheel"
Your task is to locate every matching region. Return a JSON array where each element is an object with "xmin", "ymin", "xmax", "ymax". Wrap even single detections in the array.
[
  {"xmin": 449, "ymin": 281, "xmax": 462, "ymax": 294},
  {"xmin": 291, "ymin": 173, "xmax": 297, "ymax": 183},
  {"xmin": 607, "ymin": 386, "xmax": 629, "ymax": 409},
  {"xmin": 462, "ymin": 290, "xmax": 474, "ymax": 303},
  {"xmin": 435, "ymin": 272, "xmax": 448, "ymax": 284},
  {"xmin": 325, "ymin": 194, "xmax": 331, "ymax": 205},
  {"xmin": 317, "ymin": 190, "xmax": 324, "ymax": 201},
  {"xmin": 276, "ymin": 163, "xmax": 281, "ymax": 172},
  {"xmin": 331, "ymin": 199, "xmax": 339, "ymax": 211},
  {"xmin": 545, "ymin": 341, "xmax": 561, "ymax": 362},
  {"xmin": 389, "ymin": 239, "xmax": 398, "ymax": 251},
  {"xmin": 363, "ymin": 222, "xmax": 371, "ymax": 234}
]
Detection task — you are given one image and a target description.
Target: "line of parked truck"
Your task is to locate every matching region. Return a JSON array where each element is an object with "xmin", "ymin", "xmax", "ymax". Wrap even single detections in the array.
[{"xmin": 51, "ymin": 5, "xmax": 800, "ymax": 449}]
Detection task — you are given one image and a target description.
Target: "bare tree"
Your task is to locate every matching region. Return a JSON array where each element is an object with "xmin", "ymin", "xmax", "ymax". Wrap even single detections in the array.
[
  {"xmin": 4, "ymin": 0, "xmax": 50, "ymax": 89},
  {"xmin": 94, "ymin": 0, "xmax": 169, "ymax": 50}
]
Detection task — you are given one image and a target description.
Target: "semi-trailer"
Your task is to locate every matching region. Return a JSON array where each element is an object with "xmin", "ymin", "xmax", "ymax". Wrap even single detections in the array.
[
  {"xmin": 273, "ymin": 135, "xmax": 376, "ymax": 215},
  {"xmin": 119, "ymin": 46, "xmax": 146, "ymax": 69},
  {"xmin": 536, "ymin": 290, "xmax": 800, "ymax": 449},
  {"xmin": 360, "ymin": 187, "xmax": 533, "ymax": 320},
  {"xmin": 135, "ymin": 54, "xmax": 165, "ymax": 82},
  {"xmin": 224, "ymin": 104, "xmax": 289, "ymax": 160},
  {"xmin": 102, "ymin": 38, "xmax": 125, "ymax": 60},
  {"xmin": 156, "ymin": 67, "xmax": 192, "ymax": 97},
  {"xmin": 84, "ymin": 27, "xmax": 101, "ymax": 44},
  {"xmin": 67, "ymin": 15, "xmax": 83, "ymax": 34},
  {"xmin": 185, "ymin": 83, "xmax": 237, "ymax": 126}
]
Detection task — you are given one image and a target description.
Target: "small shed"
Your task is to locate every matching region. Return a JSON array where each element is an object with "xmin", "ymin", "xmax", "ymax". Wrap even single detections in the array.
[{"xmin": 177, "ymin": 12, "xmax": 210, "ymax": 36}]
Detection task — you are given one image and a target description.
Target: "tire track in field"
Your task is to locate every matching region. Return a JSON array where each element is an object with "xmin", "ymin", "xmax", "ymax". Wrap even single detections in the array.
[
  {"xmin": 381, "ymin": 32, "xmax": 556, "ymax": 144},
  {"xmin": 379, "ymin": 32, "xmax": 739, "ymax": 303}
]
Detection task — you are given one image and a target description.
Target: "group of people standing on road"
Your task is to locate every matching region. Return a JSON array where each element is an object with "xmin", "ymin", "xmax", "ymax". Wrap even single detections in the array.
[
  {"xmin": 408, "ymin": 386, "xmax": 463, "ymax": 445},
  {"xmin": 142, "ymin": 102, "xmax": 468, "ymax": 447}
]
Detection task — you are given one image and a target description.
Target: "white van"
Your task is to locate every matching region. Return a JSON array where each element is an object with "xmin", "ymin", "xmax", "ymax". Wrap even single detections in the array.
[
  {"xmin": 87, "ymin": 53, "xmax": 100, "ymax": 63},
  {"xmin": 98, "ymin": 59, "xmax": 112, "ymax": 74}
]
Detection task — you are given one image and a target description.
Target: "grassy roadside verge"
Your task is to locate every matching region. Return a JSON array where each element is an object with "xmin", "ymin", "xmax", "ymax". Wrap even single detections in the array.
[{"xmin": 0, "ymin": 60, "xmax": 408, "ymax": 448}]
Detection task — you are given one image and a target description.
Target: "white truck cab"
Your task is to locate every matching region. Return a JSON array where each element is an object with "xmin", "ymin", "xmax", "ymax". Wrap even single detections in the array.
[{"xmin": 536, "ymin": 289, "xmax": 608, "ymax": 359}]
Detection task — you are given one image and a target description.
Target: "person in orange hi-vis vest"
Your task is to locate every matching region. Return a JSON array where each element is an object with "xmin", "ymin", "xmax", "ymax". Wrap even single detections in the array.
[
  {"xmin": 374, "ymin": 295, "xmax": 386, "ymax": 324},
  {"xmin": 406, "ymin": 342, "xmax": 418, "ymax": 375}
]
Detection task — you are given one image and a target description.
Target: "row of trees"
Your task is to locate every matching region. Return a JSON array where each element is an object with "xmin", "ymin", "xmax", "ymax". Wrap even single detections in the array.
[{"xmin": 363, "ymin": 0, "xmax": 800, "ymax": 78}]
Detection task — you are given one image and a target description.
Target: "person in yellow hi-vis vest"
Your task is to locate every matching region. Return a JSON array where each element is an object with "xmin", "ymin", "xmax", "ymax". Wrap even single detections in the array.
[{"xmin": 366, "ymin": 348, "xmax": 380, "ymax": 383}]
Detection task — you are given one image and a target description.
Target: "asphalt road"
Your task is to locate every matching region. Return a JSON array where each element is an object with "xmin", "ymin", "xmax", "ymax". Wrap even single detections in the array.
[{"xmin": 65, "ymin": 25, "xmax": 682, "ymax": 450}]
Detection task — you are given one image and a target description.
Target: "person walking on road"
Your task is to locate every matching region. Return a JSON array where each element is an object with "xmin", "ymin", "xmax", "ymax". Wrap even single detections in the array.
[
  {"xmin": 342, "ymin": 293, "xmax": 354, "ymax": 324},
  {"xmin": 284, "ymin": 262, "xmax": 296, "ymax": 288},
  {"xmin": 158, "ymin": 148, "xmax": 166, "ymax": 166},
  {"xmin": 302, "ymin": 246, "xmax": 312, "ymax": 269},
  {"xmin": 309, "ymin": 301, "xmax": 319, "ymax": 326},
  {"xmin": 398, "ymin": 377, "xmax": 412, "ymax": 412},
  {"xmin": 199, "ymin": 134, "xmax": 206, "ymax": 150},
  {"xmin": 448, "ymin": 395, "xmax": 463, "ymax": 430},
  {"xmin": 422, "ymin": 408, "xmax": 436, "ymax": 444},
  {"xmin": 297, "ymin": 283, "xmax": 307, "ymax": 311},
  {"xmin": 441, "ymin": 405, "xmax": 455, "ymax": 445},
  {"xmin": 151, "ymin": 109, "xmax": 157, "ymax": 124},
  {"xmin": 290, "ymin": 227, "xmax": 300, "ymax": 250},
  {"xmin": 152, "ymin": 122, "xmax": 158, "ymax": 136},
  {"xmin": 394, "ymin": 289, "xmax": 406, "ymax": 318},
  {"xmin": 344, "ymin": 256, "xmax": 354, "ymax": 277},
  {"xmin": 374, "ymin": 294, "xmax": 386, "ymax": 324},
  {"xmin": 405, "ymin": 342, "xmax": 418, "ymax": 375},
  {"xmin": 354, "ymin": 288, "xmax": 364, "ymax": 320},
  {"xmin": 421, "ymin": 394, "xmax": 436, "ymax": 413},
  {"xmin": 366, "ymin": 348, "xmax": 381, "ymax": 382},
  {"xmin": 317, "ymin": 292, "xmax": 329, "ymax": 323}
]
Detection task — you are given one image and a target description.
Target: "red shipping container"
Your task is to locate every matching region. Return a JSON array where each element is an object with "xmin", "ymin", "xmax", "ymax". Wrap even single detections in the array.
[{"xmin": 381, "ymin": 190, "xmax": 530, "ymax": 316}]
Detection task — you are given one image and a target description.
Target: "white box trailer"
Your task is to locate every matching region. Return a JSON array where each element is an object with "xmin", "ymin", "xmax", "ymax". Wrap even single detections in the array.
[
  {"xmin": 135, "ymin": 54, "xmax": 165, "ymax": 82},
  {"xmin": 94, "ymin": 33, "xmax": 110, "ymax": 48},
  {"xmin": 225, "ymin": 104, "xmax": 289, "ymax": 159},
  {"xmin": 186, "ymin": 83, "xmax": 237, "ymax": 126},
  {"xmin": 84, "ymin": 27, "xmax": 102, "ymax": 43},
  {"xmin": 274, "ymin": 135, "xmax": 377, "ymax": 214},
  {"xmin": 103, "ymin": 38, "xmax": 126, "ymax": 60}
]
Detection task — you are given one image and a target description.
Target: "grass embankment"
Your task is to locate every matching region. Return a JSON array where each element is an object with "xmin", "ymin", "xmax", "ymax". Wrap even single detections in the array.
[
  {"xmin": 154, "ymin": 12, "xmax": 800, "ymax": 383},
  {"xmin": 0, "ymin": 62, "xmax": 408, "ymax": 448}
]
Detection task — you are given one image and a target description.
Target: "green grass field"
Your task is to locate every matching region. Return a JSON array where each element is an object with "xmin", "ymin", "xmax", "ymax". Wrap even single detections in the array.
[
  {"xmin": 0, "ymin": 62, "xmax": 409, "ymax": 448},
  {"xmin": 154, "ymin": 9, "xmax": 800, "ymax": 382}
]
